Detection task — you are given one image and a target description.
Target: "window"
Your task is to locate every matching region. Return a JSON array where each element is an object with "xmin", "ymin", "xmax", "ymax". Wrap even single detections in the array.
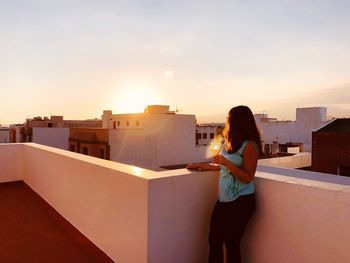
[
  {"xmin": 82, "ymin": 147, "xmax": 88, "ymax": 155},
  {"xmin": 203, "ymin": 133, "xmax": 207, "ymax": 139},
  {"xmin": 100, "ymin": 149, "xmax": 105, "ymax": 159},
  {"xmin": 48, "ymin": 123, "xmax": 53, "ymax": 128},
  {"xmin": 136, "ymin": 120, "xmax": 139, "ymax": 126},
  {"xmin": 113, "ymin": 121, "xmax": 116, "ymax": 129},
  {"xmin": 210, "ymin": 133, "xmax": 215, "ymax": 139},
  {"xmin": 117, "ymin": 121, "xmax": 120, "ymax": 127},
  {"xmin": 196, "ymin": 133, "xmax": 202, "ymax": 139},
  {"xmin": 126, "ymin": 121, "xmax": 129, "ymax": 126}
]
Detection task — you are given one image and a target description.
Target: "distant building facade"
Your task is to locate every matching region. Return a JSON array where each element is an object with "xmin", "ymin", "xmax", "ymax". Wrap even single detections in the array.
[
  {"xmin": 69, "ymin": 128, "xmax": 110, "ymax": 160},
  {"xmin": 102, "ymin": 105, "xmax": 208, "ymax": 170},
  {"xmin": 255, "ymin": 107, "xmax": 330, "ymax": 152},
  {"xmin": 196, "ymin": 124, "xmax": 224, "ymax": 146},
  {"xmin": 0, "ymin": 127, "xmax": 10, "ymax": 143},
  {"xmin": 21, "ymin": 116, "xmax": 102, "ymax": 143},
  {"xmin": 312, "ymin": 118, "xmax": 350, "ymax": 176},
  {"xmin": 13, "ymin": 116, "xmax": 102, "ymax": 150}
]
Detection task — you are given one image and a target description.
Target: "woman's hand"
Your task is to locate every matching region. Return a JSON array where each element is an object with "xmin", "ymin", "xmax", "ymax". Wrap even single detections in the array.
[
  {"xmin": 186, "ymin": 162, "xmax": 221, "ymax": 171},
  {"xmin": 186, "ymin": 163, "xmax": 203, "ymax": 171},
  {"xmin": 212, "ymin": 154, "xmax": 230, "ymax": 166}
]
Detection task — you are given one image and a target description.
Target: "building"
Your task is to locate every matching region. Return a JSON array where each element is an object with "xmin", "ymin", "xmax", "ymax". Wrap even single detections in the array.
[
  {"xmin": 0, "ymin": 127, "xmax": 10, "ymax": 143},
  {"xmin": 195, "ymin": 124, "xmax": 224, "ymax": 146},
  {"xmin": 21, "ymin": 116, "xmax": 102, "ymax": 143},
  {"xmin": 0, "ymin": 127, "xmax": 17, "ymax": 143},
  {"xmin": 69, "ymin": 128, "xmax": 110, "ymax": 159},
  {"xmin": 19, "ymin": 115, "xmax": 102, "ymax": 150},
  {"xmin": 102, "ymin": 105, "xmax": 208, "ymax": 170},
  {"xmin": 312, "ymin": 118, "xmax": 350, "ymax": 176},
  {"xmin": 1, "ymin": 143, "xmax": 350, "ymax": 262},
  {"xmin": 255, "ymin": 107, "xmax": 330, "ymax": 152}
]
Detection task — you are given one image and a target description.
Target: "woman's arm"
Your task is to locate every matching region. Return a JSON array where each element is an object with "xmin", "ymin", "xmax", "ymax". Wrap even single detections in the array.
[
  {"xmin": 186, "ymin": 162, "xmax": 221, "ymax": 171},
  {"xmin": 212, "ymin": 142, "xmax": 259, "ymax": 183}
]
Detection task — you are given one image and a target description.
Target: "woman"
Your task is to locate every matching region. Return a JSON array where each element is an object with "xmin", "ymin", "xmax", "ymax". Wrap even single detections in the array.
[{"xmin": 187, "ymin": 105, "xmax": 263, "ymax": 263}]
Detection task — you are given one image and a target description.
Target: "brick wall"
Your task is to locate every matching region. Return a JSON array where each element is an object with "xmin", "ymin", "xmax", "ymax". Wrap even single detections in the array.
[{"xmin": 312, "ymin": 132, "xmax": 350, "ymax": 175}]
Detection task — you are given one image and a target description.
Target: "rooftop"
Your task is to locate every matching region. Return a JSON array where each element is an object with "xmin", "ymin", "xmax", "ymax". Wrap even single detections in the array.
[
  {"xmin": 1, "ymin": 143, "xmax": 350, "ymax": 262},
  {"xmin": 0, "ymin": 181, "xmax": 112, "ymax": 263},
  {"xmin": 316, "ymin": 118, "xmax": 350, "ymax": 132}
]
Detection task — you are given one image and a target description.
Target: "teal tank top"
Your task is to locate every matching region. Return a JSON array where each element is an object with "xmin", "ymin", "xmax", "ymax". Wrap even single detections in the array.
[{"xmin": 218, "ymin": 140, "xmax": 255, "ymax": 202}]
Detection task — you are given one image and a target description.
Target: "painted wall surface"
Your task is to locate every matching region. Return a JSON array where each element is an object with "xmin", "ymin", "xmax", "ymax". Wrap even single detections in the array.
[
  {"xmin": 108, "ymin": 113, "xmax": 210, "ymax": 170},
  {"xmin": 33, "ymin": 127, "xmax": 69, "ymax": 150},
  {"xmin": 256, "ymin": 107, "xmax": 329, "ymax": 152},
  {"xmin": 242, "ymin": 173, "xmax": 350, "ymax": 263},
  {"xmin": 196, "ymin": 126, "xmax": 218, "ymax": 146},
  {"xmin": 258, "ymin": 152, "xmax": 311, "ymax": 169},
  {"xmin": 0, "ymin": 144, "xmax": 23, "ymax": 183},
  {"xmin": 2, "ymin": 143, "xmax": 350, "ymax": 262},
  {"xmin": 0, "ymin": 129, "xmax": 10, "ymax": 143},
  {"xmin": 22, "ymin": 144, "xmax": 149, "ymax": 263},
  {"xmin": 147, "ymin": 171, "xmax": 218, "ymax": 263}
]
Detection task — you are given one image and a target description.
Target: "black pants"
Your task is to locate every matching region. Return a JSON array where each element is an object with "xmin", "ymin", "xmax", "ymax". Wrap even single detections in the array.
[{"xmin": 208, "ymin": 193, "xmax": 256, "ymax": 263}]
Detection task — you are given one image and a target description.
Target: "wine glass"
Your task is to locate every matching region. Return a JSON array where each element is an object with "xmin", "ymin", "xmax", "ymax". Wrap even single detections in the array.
[{"xmin": 210, "ymin": 141, "xmax": 221, "ymax": 165}]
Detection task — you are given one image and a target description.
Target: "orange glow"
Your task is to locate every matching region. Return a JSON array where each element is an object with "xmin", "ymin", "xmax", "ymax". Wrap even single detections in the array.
[{"xmin": 114, "ymin": 81, "xmax": 163, "ymax": 113}]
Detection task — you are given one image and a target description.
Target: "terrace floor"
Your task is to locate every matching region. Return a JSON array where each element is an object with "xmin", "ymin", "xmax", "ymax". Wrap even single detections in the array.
[{"xmin": 0, "ymin": 181, "xmax": 114, "ymax": 263}]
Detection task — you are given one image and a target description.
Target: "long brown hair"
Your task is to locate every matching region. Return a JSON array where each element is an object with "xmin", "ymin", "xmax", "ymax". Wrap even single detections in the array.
[{"xmin": 222, "ymin": 105, "xmax": 263, "ymax": 155}]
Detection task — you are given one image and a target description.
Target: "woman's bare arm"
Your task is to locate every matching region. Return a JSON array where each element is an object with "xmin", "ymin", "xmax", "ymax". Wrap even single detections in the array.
[
  {"xmin": 212, "ymin": 142, "xmax": 259, "ymax": 183},
  {"xmin": 186, "ymin": 162, "xmax": 221, "ymax": 171}
]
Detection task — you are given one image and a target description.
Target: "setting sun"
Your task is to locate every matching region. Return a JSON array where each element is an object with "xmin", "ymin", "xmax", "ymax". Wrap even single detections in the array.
[{"xmin": 114, "ymin": 81, "xmax": 163, "ymax": 113}]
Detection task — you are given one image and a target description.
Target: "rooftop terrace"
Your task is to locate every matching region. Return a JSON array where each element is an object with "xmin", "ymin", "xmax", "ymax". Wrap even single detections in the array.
[
  {"xmin": 1, "ymin": 143, "xmax": 350, "ymax": 262},
  {"xmin": 0, "ymin": 181, "xmax": 112, "ymax": 262}
]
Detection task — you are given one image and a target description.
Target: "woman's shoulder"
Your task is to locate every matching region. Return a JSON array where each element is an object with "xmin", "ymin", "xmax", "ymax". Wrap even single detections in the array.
[
  {"xmin": 238, "ymin": 140, "xmax": 255, "ymax": 151},
  {"xmin": 243, "ymin": 141, "xmax": 259, "ymax": 156}
]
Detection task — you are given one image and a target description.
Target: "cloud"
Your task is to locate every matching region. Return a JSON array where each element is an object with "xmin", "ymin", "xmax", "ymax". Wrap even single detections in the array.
[
  {"xmin": 261, "ymin": 83, "xmax": 350, "ymax": 119},
  {"xmin": 302, "ymin": 83, "xmax": 350, "ymax": 105}
]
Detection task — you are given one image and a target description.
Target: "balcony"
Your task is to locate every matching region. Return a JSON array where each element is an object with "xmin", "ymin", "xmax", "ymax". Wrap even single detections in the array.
[{"xmin": 1, "ymin": 143, "xmax": 350, "ymax": 262}]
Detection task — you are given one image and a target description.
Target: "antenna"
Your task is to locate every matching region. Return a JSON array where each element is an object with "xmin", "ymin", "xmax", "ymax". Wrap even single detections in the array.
[{"xmin": 175, "ymin": 105, "xmax": 182, "ymax": 113}]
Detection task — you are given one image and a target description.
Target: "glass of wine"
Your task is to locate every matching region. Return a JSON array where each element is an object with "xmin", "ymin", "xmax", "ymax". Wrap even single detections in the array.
[{"xmin": 210, "ymin": 141, "xmax": 221, "ymax": 165}]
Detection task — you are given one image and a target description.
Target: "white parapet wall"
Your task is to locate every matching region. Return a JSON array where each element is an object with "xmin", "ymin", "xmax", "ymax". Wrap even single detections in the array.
[
  {"xmin": 147, "ymin": 170, "xmax": 218, "ymax": 262},
  {"xmin": 0, "ymin": 143, "xmax": 24, "ymax": 183},
  {"xmin": 22, "ymin": 143, "xmax": 149, "ymax": 263},
  {"xmin": 258, "ymin": 152, "xmax": 311, "ymax": 169},
  {"xmin": 243, "ymin": 172, "xmax": 350, "ymax": 263},
  {"xmin": 1, "ymin": 143, "xmax": 350, "ymax": 262}
]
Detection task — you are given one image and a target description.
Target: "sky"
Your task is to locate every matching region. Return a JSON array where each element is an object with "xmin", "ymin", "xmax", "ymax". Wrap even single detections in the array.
[{"xmin": 1, "ymin": 0, "xmax": 350, "ymax": 124}]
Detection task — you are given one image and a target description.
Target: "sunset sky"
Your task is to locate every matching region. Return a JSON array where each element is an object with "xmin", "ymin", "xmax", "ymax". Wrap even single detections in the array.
[{"xmin": 1, "ymin": 0, "xmax": 350, "ymax": 124}]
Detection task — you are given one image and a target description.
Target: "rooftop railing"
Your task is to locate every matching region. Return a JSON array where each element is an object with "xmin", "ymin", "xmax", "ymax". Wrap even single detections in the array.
[{"xmin": 0, "ymin": 143, "xmax": 350, "ymax": 263}]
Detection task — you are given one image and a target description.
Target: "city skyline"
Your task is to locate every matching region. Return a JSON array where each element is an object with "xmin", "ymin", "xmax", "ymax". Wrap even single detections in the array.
[{"xmin": 1, "ymin": 0, "xmax": 350, "ymax": 124}]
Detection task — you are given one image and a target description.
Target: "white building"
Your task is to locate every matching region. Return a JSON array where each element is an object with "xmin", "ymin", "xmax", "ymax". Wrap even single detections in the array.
[
  {"xmin": 0, "ymin": 127, "xmax": 10, "ymax": 143},
  {"xmin": 33, "ymin": 128, "xmax": 70, "ymax": 150},
  {"xmin": 196, "ymin": 124, "xmax": 224, "ymax": 146},
  {"xmin": 255, "ymin": 107, "xmax": 330, "ymax": 152},
  {"xmin": 102, "ymin": 105, "xmax": 209, "ymax": 170}
]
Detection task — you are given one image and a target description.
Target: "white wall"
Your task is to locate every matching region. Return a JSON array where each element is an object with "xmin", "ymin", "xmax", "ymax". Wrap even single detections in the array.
[
  {"xmin": 22, "ymin": 143, "xmax": 150, "ymax": 263},
  {"xmin": 256, "ymin": 107, "xmax": 330, "ymax": 152},
  {"xmin": 0, "ymin": 144, "xmax": 23, "ymax": 183},
  {"xmin": 109, "ymin": 113, "xmax": 210, "ymax": 170},
  {"xmin": 196, "ymin": 126, "xmax": 217, "ymax": 146},
  {"xmin": 147, "ymin": 171, "xmax": 217, "ymax": 263},
  {"xmin": 0, "ymin": 129, "xmax": 10, "ymax": 143},
  {"xmin": 33, "ymin": 127, "xmax": 69, "ymax": 150},
  {"xmin": 242, "ymin": 172, "xmax": 350, "ymax": 263},
  {"xmin": 258, "ymin": 152, "xmax": 311, "ymax": 169},
  {"xmin": 2, "ymin": 143, "xmax": 350, "ymax": 262}
]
